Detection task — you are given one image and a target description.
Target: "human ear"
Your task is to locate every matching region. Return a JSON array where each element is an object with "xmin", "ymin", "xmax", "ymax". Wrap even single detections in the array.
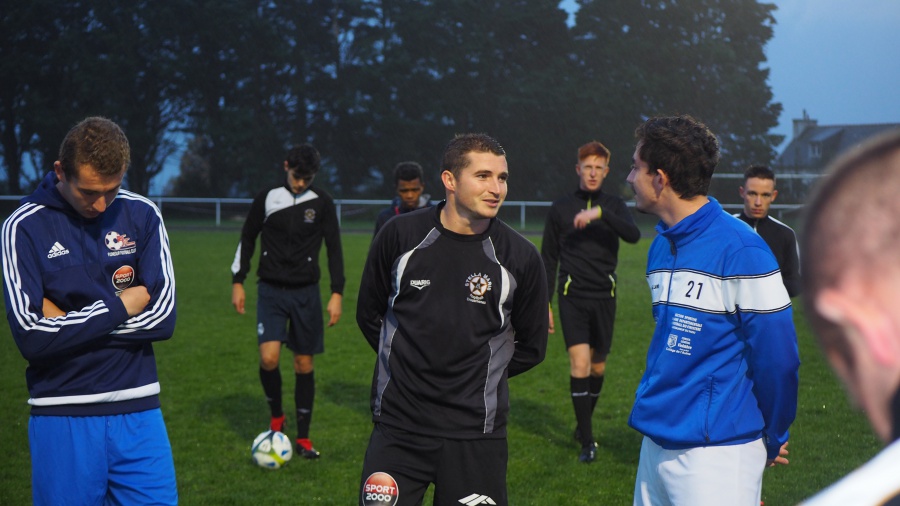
[
  {"xmin": 441, "ymin": 170, "xmax": 455, "ymax": 192},
  {"xmin": 654, "ymin": 169, "xmax": 668, "ymax": 191},
  {"xmin": 53, "ymin": 161, "xmax": 66, "ymax": 182},
  {"xmin": 816, "ymin": 288, "xmax": 900, "ymax": 367}
]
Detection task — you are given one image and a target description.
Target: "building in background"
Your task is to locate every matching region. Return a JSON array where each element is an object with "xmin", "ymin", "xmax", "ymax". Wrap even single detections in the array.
[
  {"xmin": 777, "ymin": 110, "xmax": 900, "ymax": 171},
  {"xmin": 772, "ymin": 111, "xmax": 900, "ymax": 205}
]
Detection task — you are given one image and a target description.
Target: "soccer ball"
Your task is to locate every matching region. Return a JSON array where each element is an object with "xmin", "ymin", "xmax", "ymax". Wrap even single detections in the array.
[
  {"xmin": 250, "ymin": 430, "xmax": 293, "ymax": 469},
  {"xmin": 105, "ymin": 231, "xmax": 124, "ymax": 250}
]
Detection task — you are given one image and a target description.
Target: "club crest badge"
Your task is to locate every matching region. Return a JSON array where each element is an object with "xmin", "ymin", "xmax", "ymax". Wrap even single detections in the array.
[
  {"xmin": 105, "ymin": 231, "xmax": 137, "ymax": 257},
  {"xmin": 465, "ymin": 273, "xmax": 492, "ymax": 304}
]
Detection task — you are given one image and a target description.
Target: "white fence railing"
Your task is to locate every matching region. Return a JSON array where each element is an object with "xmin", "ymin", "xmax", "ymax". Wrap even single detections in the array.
[{"xmin": 0, "ymin": 195, "xmax": 803, "ymax": 230}]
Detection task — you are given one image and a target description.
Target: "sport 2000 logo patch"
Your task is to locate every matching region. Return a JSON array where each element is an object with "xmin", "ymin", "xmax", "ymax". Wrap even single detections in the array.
[
  {"xmin": 112, "ymin": 265, "xmax": 135, "ymax": 292},
  {"xmin": 362, "ymin": 472, "xmax": 399, "ymax": 506}
]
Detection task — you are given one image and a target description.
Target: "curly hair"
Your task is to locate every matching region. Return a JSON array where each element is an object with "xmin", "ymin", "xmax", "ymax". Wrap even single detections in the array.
[{"xmin": 634, "ymin": 115, "xmax": 719, "ymax": 199}]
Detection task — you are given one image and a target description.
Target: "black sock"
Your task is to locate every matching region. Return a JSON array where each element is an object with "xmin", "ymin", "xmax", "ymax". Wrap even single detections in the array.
[
  {"xmin": 260, "ymin": 367, "xmax": 283, "ymax": 417},
  {"xmin": 589, "ymin": 375, "xmax": 605, "ymax": 414},
  {"xmin": 570, "ymin": 376, "xmax": 592, "ymax": 445},
  {"xmin": 295, "ymin": 371, "xmax": 315, "ymax": 440}
]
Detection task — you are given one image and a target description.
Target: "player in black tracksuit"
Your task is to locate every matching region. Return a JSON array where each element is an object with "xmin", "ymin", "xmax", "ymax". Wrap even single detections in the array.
[
  {"xmin": 735, "ymin": 165, "xmax": 801, "ymax": 297},
  {"xmin": 231, "ymin": 145, "xmax": 344, "ymax": 458},
  {"xmin": 541, "ymin": 141, "xmax": 640, "ymax": 463},
  {"xmin": 734, "ymin": 213, "xmax": 800, "ymax": 297},
  {"xmin": 356, "ymin": 134, "xmax": 547, "ymax": 506}
]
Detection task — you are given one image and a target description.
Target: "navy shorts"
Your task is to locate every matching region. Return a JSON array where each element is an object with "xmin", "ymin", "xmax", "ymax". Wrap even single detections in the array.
[
  {"xmin": 558, "ymin": 295, "xmax": 616, "ymax": 360},
  {"xmin": 359, "ymin": 423, "xmax": 508, "ymax": 506},
  {"xmin": 256, "ymin": 281, "xmax": 324, "ymax": 355}
]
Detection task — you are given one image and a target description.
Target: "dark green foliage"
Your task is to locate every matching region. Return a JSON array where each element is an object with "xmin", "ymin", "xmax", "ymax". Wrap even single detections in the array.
[{"xmin": 3, "ymin": 1, "xmax": 784, "ymax": 200}]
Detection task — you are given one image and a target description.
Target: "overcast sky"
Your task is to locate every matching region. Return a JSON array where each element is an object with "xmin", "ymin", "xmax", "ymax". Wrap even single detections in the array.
[{"xmin": 766, "ymin": 0, "xmax": 900, "ymax": 150}]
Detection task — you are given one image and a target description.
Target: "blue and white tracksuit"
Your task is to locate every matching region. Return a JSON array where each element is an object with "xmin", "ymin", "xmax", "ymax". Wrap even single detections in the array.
[
  {"xmin": 628, "ymin": 198, "xmax": 799, "ymax": 461},
  {"xmin": 2, "ymin": 171, "xmax": 177, "ymax": 504}
]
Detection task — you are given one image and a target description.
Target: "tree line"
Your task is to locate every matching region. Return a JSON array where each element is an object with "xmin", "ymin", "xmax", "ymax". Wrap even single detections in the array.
[{"xmin": 1, "ymin": 0, "xmax": 782, "ymax": 200}]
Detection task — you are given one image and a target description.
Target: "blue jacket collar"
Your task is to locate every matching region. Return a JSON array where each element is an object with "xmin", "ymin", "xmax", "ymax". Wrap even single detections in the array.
[{"xmin": 655, "ymin": 197, "xmax": 722, "ymax": 246}]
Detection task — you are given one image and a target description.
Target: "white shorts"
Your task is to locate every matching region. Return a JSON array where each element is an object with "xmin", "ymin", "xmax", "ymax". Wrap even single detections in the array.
[{"xmin": 633, "ymin": 436, "xmax": 767, "ymax": 506}]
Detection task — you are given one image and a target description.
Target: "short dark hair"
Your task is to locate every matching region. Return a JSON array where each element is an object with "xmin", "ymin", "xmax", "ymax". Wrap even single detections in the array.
[
  {"xmin": 58, "ymin": 117, "xmax": 130, "ymax": 179},
  {"xmin": 578, "ymin": 141, "xmax": 611, "ymax": 163},
  {"xmin": 394, "ymin": 161, "xmax": 424, "ymax": 184},
  {"xmin": 441, "ymin": 133, "xmax": 506, "ymax": 178},
  {"xmin": 744, "ymin": 164, "xmax": 776, "ymax": 185},
  {"xmin": 285, "ymin": 144, "xmax": 321, "ymax": 176},
  {"xmin": 634, "ymin": 115, "xmax": 719, "ymax": 199}
]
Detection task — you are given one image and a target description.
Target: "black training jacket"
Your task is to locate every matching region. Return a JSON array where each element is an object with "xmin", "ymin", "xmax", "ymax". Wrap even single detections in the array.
[
  {"xmin": 541, "ymin": 188, "xmax": 640, "ymax": 301},
  {"xmin": 232, "ymin": 184, "xmax": 344, "ymax": 294},
  {"xmin": 357, "ymin": 203, "xmax": 548, "ymax": 439},
  {"xmin": 734, "ymin": 212, "xmax": 800, "ymax": 297}
]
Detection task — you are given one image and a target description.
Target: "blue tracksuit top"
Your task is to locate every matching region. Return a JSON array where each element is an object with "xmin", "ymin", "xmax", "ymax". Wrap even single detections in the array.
[
  {"xmin": 2, "ymin": 171, "xmax": 176, "ymax": 416},
  {"xmin": 628, "ymin": 198, "xmax": 799, "ymax": 460}
]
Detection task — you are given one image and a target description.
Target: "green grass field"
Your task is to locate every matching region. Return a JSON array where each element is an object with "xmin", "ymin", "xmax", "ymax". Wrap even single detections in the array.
[{"xmin": 0, "ymin": 229, "xmax": 881, "ymax": 505}]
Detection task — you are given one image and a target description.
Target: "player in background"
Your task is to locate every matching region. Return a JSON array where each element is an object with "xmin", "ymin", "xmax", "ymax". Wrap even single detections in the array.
[
  {"xmin": 373, "ymin": 161, "xmax": 432, "ymax": 236},
  {"xmin": 356, "ymin": 133, "xmax": 548, "ymax": 506},
  {"xmin": 799, "ymin": 130, "xmax": 900, "ymax": 505},
  {"xmin": 734, "ymin": 165, "xmax": 801, "ymax": 297},
  {"xmin": 2, "ymin": 117, "xmax": 178, "ymax": 505},
  {"xmin": 541, "ymin": 141, "xmax": 640, "ymax": 462},
  {"xmin": 231, "ymin": 144, "xmax": 344, "ymax": 459},
  {"xmin": 626, "ymin": 115, "xmax": 799, "ymax": 506}
]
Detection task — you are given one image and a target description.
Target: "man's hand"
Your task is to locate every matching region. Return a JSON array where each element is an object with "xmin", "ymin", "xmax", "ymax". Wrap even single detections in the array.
[
  {"xmin": 766, "ymin": 441, "xmax": 790, "ymax": 467},
  {"xmin": 42, "ymin": 298, "xmax": 65, "ymax": 318},
  {"xmin": 232, "ymin": 283, "xmax": 246, "ymax": 314},
  {"xmin": 548, "ymin": 306, "xmax": 555, "ymax": 334},
  {"xmin": 119, "ymin": 286, "xmax": 151, "ymax": 317},
  {"xmin": 573, "ymin": 207, "xmax": 602, "ymax": 229},
  {"xmin": 326, "ymin": 293, "xmax": 343, "ymax": 326}
]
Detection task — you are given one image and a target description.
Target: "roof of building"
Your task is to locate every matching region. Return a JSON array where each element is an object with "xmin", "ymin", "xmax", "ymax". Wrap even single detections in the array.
[{"xmin": 777, "ymin": 119, "xmax": 900, "ymax": 170}]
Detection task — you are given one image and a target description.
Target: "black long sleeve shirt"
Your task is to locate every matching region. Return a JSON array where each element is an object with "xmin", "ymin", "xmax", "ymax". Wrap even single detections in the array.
[
  {"xmin": 735, "ymin": 212, "xmax": 800, "ymax": 297},
  {"xmin": 541, "ymin": 188, "xmax": 640, "ymax": 301},
  {"xmin": 357, "ymin": 203, "xmax": 548, "ymax": 439},
  {"xmin": 232, "ymin": 184, "xmax": 344, "ymax": 294}
]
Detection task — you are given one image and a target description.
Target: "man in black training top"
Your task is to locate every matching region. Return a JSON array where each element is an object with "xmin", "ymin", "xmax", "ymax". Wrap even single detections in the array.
[
  {"xmin": 541, "ymin": 141, "xmax": 640, "ymax": 463},
  {"xmin": 734, "ymin": 165, "xmax": 800, "ymax": 297},
  {"xmin": 231, "ymin": 144, "xmax": 344, "ymax": 459},
  {"xmin": 373, "ymin": 161, "xmax": 431, "ymax": 236},
  {"xmin": 356, "ymin": 133, "xmax": 548, "ymax": 506}
]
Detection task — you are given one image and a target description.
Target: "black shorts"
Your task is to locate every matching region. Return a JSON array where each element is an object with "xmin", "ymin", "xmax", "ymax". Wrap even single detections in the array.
[
  {"xmin": 359, "ymin": 423, "xmax": 508, "ymax": 506},
  {"xmin": 256, "ymin": 281, "xmax": 324, "ymax": 355},
  {"xmin": 558, "ymin": 295, "xmax": 616, "ymax": 360}
]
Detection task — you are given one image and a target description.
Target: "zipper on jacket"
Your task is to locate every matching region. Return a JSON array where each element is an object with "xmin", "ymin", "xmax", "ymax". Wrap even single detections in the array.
[{"xmin": 704, "ymin": 376, "xmax": 714, "ymax": 442}]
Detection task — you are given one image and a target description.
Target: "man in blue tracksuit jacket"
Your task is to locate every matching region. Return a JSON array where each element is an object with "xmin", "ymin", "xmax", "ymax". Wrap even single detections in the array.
[
  {"xmin": 2, "ymin": 117, "xmax": 177, "ymax": 505},
  {"xmin": 626, "ymin": 115, "xmax": 799, "ymax": 506}
]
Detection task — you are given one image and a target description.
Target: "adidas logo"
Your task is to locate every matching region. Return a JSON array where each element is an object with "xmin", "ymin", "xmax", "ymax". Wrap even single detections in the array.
[
  {"xmin": 47, "ymin": 242, "xmax": 70, "ymax": 259},
  {"xmin": 458, "ymin": 494, "xmax": 497, "ymax": 505}
]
